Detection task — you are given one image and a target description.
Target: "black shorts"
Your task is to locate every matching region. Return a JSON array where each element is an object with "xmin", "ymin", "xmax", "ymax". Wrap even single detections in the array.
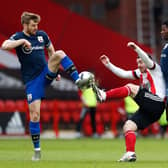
[{"xmin": 130, "ymin": 88, "xmax": 165, "ymax": 130}]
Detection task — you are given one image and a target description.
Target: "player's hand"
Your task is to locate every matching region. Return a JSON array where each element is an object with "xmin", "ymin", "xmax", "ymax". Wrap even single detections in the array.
[
  {"xmin": 100, "ymin": 55, "xmax": 110, "ymax": 65},
  {"xmin": 23, "ymin": 39, "xmax": 31, "ymax": 49},
  {"xmin": 55, "ymin": 74, "xmax": 61, "ymax": 81},
  {"xmin": 127, "ymin": 42, "xmax": 137, "ymax": 50}
]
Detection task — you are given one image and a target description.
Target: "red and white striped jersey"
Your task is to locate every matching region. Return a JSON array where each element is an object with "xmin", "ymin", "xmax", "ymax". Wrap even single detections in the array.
[{"xmin": 133, "ymin": 63, "xmax": 166, "ymax": 99}]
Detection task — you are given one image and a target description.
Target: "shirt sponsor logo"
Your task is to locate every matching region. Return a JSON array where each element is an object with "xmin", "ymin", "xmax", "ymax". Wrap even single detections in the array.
[{"xmin": 22, "ymin": 45, "xmax": 44, "ymax": 54}]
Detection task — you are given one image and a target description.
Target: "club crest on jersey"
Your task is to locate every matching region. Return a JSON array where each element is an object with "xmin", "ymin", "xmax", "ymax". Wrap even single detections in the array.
[{"xmin": 37, "ymin": 36, "xmax": 44, "ymax": 43}]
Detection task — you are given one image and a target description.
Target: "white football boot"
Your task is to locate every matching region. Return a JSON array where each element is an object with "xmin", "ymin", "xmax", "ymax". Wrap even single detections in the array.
[
  {"xmin": 91, "ymin": 83, "xmax": 106, "ymax": 102},
  {"xmin": 32, "ymin": 150, "xmax": 41, "ymax": 161},
  {"xmin": 118, "ymin": 152, "xmax": 137, "ymax": 162}
]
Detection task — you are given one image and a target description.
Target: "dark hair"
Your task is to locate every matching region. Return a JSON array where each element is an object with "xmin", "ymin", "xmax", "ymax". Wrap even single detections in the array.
[
  {"xmin": 162, "ymin": 20, "xmax": 168, "ymax": 27},
  {"xmin": 137, "ymin": 54, "xmax": 153, "ymax": 60},
  {"xmin": 21, "ymin": 11, "xmax": 41, "ymax": 24}
]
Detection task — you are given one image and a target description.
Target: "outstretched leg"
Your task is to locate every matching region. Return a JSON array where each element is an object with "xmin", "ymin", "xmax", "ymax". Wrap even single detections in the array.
[
  {"xmin": 92, "ymin": 83, "xmax": 139, "ymax": 102},
  {"xmin": 48, "ymin": 50, "xmax": 80, "ymax": 83}
]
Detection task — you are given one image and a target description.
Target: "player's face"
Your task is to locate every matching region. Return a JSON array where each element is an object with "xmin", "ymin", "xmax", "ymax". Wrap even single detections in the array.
[
  {"xmin": 25, "ymin": 20, "xmax": 38, "ymax": 35},
  {"xmin": 137, "ymin": 58, "xmax": 146, "ymax": 73},
  {"xmin": 161, "ymin": 24, "xmax": 168, "ymax": 41}
]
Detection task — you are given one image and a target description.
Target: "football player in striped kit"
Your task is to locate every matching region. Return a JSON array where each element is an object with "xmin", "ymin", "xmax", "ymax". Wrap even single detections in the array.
[{"xmin": 92, "ymin": 42, "xmax": 166, "ymax": 162}]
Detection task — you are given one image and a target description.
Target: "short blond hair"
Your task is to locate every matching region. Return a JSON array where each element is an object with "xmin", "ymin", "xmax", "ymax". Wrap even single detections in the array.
[{"xmin": 21, "ymin": 11, "xmax": 41, "ymax": 24}]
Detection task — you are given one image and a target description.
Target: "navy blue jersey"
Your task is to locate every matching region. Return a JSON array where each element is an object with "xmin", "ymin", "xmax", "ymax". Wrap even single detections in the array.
[
  {"xmin": 160, "ymin": 43, "xmax": 168, "ymax": 85},
  {"xmin": 9, "ymin": 30, "xmax": 51, "ymax": 84}
]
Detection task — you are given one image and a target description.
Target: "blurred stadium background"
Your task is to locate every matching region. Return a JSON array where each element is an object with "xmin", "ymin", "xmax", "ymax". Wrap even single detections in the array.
[{"xmin": 0, "ymin": 0, "xmax": 167, "ymax": 139}]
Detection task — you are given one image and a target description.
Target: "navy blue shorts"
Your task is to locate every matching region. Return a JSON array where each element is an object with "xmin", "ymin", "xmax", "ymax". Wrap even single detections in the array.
[
  {"xmin": 130, "ymin": 88, "xmax": 165, "ymax": 130},
  {"xmin": 25, "ymin": 65, "xmax": 53, "ymax": 104}
]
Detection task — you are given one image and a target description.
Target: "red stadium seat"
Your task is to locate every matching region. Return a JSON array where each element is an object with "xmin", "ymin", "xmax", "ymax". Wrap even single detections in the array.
[
  {"xmin": 40, "ymin": 100, "xmax": 48, "ymax": 112},
  {"xmin": 47, "ymin": 100, "xmax": 56, "ymax": 112},
  {"xmin": 57, "ymin": 101, "xmax": 67, "ymax": 112},
  {"xmin": 83, "ymin": 124, "xmax": 92, "ymax": 136},
  {"xmin": 40, "ymin": 100, "xmax": 53, "ymax": 123},
  {"xmin": 72, "ymin": 111, "xmax": 80, "ymax": 123},
  {"xmin": 4, "ymin": 100, "xmax": 16, "ymax": 112},
  {"xmin": 15, "ymin": 100, "xmax": 27, "ymax": 112},
  {"xmin": 69, "ymin": 101, "xmax": 81, "ymax": 123},
  {"xmin": 95, "ymin": 112, "xmax": 102, "ymax": 123},
  {"xmin": 41, "ymin": 111, "xmax": 51, "ymax": 123},
  {"xmin": 52, "ymin": 100, "xmax": 60, "ymax": 137},
  {"xmin": 58, "ymin": 101, "xmax": 71, "ymax": 123},
  {"xmin": 0, "ymin": 100, "xmax": 5, "ymax": 112},
  {"xmin": 96, "ymin": 123, "xmax": 104, "ymax": 135},
  {"xmin": 62, "ymin": 111, "xmax": 71, "ymax": 123}
]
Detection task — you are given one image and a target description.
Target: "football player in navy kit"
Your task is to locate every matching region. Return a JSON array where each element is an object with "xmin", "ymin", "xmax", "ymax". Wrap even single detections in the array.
[
  {"xmin": 1, "ymin": 11, "xmax": 83, "ymax": 161},
  {"xmin": 160, "ymin": 20, "xmax": 168, "ymax": 122}
]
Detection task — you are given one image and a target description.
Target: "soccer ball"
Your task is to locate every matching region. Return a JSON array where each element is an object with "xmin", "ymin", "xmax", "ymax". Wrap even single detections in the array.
[{"xmin": 78, "ymin": 71, "xmax": 95, "ymax": 89}]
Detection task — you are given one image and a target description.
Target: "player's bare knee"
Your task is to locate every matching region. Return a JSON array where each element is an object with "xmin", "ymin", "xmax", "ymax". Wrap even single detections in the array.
[
  {"xmin": 29, "ymin": 102, "xmax": 40, "ymax": 121},
  {"xmin": 123, "ymin": 120, "xmax": 131, "ymax": 132},
  {"xmin": 125, "ymin": 83, "xmax": 139, "ymax": 97},
  {"xmin": 50, "ymin": 50, "xmax": 66, "ymax": 65},
  {"xmin": 54, "ymin": 50, "xmax": 66, "ymax": 59},
  {"xmin": 31, "ymin": 111, "xmax": 40, "ymax": 122},
  {"xmin": 125, "ymin": 83, "xmax": 134, "ymax": 91},
  {"xmin": 126, "ymin": 83, "xmax": 133, "ymax": 88},
  {"xmin": 123, "ymin": 120, "xmax": 137, "ymax": 133}
]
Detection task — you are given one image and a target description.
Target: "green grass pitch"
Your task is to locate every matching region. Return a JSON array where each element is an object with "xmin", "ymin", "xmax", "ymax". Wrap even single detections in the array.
[{"xmin": 0, "ymin": 137, "xmax": 168, "ymax": 168}]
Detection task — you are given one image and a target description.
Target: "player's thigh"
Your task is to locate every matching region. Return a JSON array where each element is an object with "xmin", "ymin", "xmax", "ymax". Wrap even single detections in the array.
[
  {"xmin": 48, "ymin": 50, "xmax": 66, "ymax": 72},
  {"xmin": 29, "ymin": 100, "xmax": 41, "ymax": 113}
]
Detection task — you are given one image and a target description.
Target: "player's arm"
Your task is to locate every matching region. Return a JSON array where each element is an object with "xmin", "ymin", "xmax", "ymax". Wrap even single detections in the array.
[
  {"xmin": 127, "ymin": 42, "xmax": 154, "ymax": 69},
  {"xmin": 1, "ymin": 39, "xmax": 31, "ymax": 50},
  {"xmin": 100, "ymin": 55, "xmax": 135, "ymax": 79},
  {"xmin": 42, "ymin": 31, "xmax": 55, "ymax": 58},
  {"xmin": 46, "ymin": 43, "xmax": 55, "ymax": 58}
]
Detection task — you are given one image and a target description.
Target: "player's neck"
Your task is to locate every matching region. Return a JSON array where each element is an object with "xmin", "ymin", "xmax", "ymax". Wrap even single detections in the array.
[{"xmin": 23, "ymin": 30, "xmax": 31, "ymax": 37}]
